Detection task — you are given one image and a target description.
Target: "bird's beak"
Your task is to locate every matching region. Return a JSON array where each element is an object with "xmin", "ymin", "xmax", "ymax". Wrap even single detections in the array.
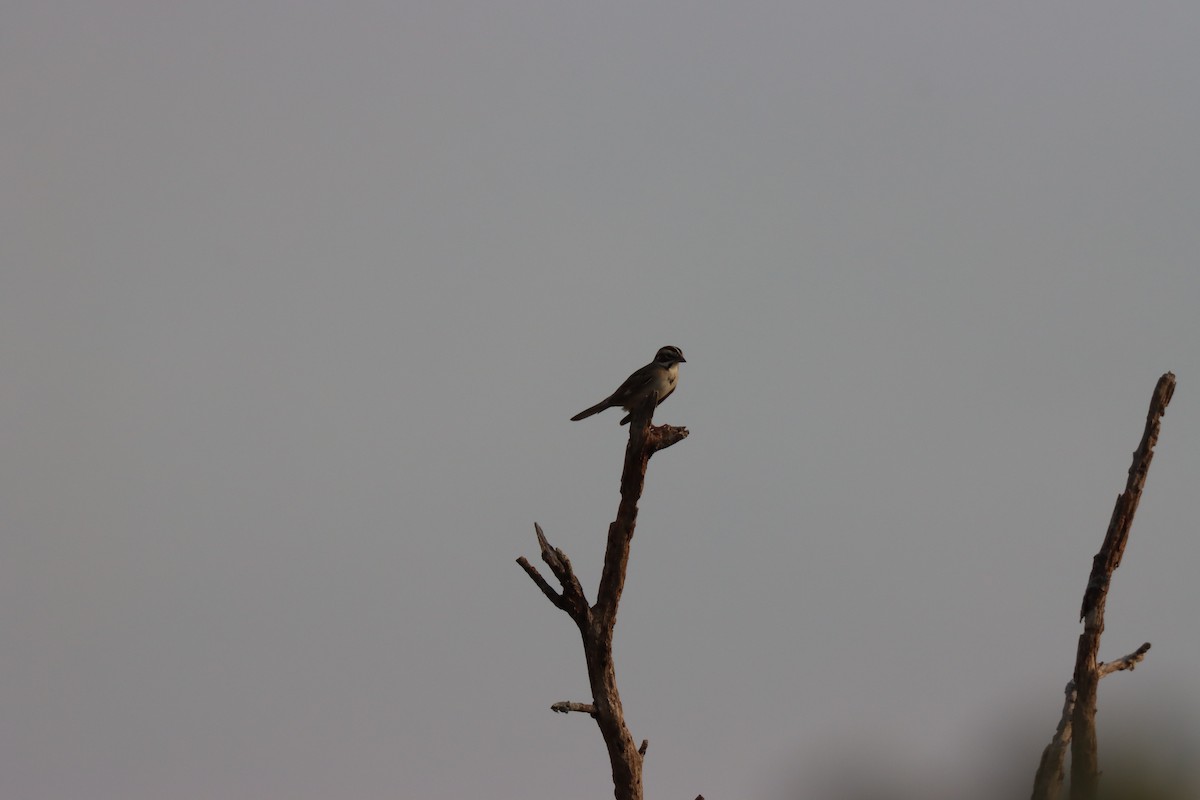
[{"xmin": 678, "ymin": 356, "xmax": 687, "ymax": 363}]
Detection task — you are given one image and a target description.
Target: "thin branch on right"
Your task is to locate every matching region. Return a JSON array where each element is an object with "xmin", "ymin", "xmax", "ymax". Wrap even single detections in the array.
[{"xmin": 1030, "ymin": 372, "xmax": 1176, "ymax": 800}]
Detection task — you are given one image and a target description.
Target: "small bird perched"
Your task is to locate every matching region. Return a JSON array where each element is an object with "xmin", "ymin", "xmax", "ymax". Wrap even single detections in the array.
[{"xmin": 571, "ymin": 345, "xmax": 686, "ymax": 425}]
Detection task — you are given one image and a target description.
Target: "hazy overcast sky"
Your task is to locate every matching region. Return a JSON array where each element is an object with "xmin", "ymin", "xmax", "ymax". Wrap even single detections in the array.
[{"xmin": 4, "ymin": 3, "xmax": 1199, "ymax": 798}]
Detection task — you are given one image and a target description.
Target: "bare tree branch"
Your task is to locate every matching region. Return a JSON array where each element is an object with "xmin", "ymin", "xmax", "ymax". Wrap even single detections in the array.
[
  {"xmin": 1068, "ymin": 372, "xmax": 1174, "ymax": 800},
  {"xmin": 518, "ymin": 391, "xmax": 689, "ymax": 800},
  {"xmin": 1030, "ymin": 373, "xmax": 1174, "ymax": 800},
  {"xmin": 594, "ymin": 394, "xmax": 688, "ymax": 624},
  {"xmin": 1032, "ymin": 680, "xmax": 1078, "ymax": 800},
  {"xmin": 516, "ymin": 557, "xmax": 567, "ymax": 611},
  {"xmin": 1030, "ymin": 642, "xmax": 1152, "ymax": 800},
  {"xmin": 1097, "ymin": 641, "xmax": 1151, "ymax": 677},
  {"xmin": 517, "ymin": 522, "xmax": 591, "ymax": 623},
  {"xmin": 551, "ymin": 701, "xmax": 597, "ymax": 717}
]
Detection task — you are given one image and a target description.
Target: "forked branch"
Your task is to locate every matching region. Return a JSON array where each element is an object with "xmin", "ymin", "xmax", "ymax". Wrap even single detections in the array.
[
  {"xmin": 1030, "ymin": 372, "xmax": 1175, "ymax": 800},
  {"xmin": 518, "ymin": 392, "xmax": 689, "ymax": 800},
  {"xmin": 1030, "ymin": 642, "xmax": 1152, "ymax": 800}
]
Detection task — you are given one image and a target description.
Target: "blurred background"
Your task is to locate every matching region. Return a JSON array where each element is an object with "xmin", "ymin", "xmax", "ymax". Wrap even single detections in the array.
[{"xmin": 3, "ymin": 3, "xmax": 1199, "ymax": 798}]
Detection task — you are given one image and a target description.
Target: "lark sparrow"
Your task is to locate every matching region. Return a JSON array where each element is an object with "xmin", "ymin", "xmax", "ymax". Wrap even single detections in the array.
[{"xmin": 570, "ymin": 346, "xmax": 686, "ymax": 425}]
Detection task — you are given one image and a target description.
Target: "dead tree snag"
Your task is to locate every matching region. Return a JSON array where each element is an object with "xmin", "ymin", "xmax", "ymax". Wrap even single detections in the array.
[
  {"xmin": 518, "ymin": 393, "xmax": 689, "ymax": 800},
  {"xmin": 1030, "ymin": 372, "xmax": 1175, "ymax": 800}
]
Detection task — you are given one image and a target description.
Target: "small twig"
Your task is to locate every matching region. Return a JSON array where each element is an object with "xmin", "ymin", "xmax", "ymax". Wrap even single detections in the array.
[
  {"xmin": 551, "ymin": 701, "xmax": 597, "ymax": 717},
  {"xmin": 638, "ymin": 739, "xmax": 649, "ymax": 757},
  {"xmin": 517, "ymin": 523, "xmax": 591, "ymax": 623},
  {"xmin": 1098, "ymin": 641, "xmax": 1151, "ymax": 677},
  {"xmin": 516, "ymin": 558, "xmax": 567, "ymax": 610},
  {"xmin": 535, "ymin": 524, "xmax": 586, "ymax": 603}
]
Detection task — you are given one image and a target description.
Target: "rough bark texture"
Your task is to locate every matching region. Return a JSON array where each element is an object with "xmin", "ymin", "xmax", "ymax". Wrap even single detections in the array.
[
  {"xmin": 518, "ymin": 392, "xmax": 689, "ymax": 800},
  {"xmin": 1030, "ymin": 642, "xmax": 1151, "ymax": 800},
  {"xmin": 1069, "ymin": 372, "xmax": 1174, "ymax": 800},
  {"xmin": 1029, "ymin": 372, "xmax": 1174, "ymax": 800}
]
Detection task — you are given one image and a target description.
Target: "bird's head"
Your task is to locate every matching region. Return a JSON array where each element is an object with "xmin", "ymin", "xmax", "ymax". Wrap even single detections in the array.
[{"xmin": 655, "ymin": 345, "xmax": 686, "ymax": 365}]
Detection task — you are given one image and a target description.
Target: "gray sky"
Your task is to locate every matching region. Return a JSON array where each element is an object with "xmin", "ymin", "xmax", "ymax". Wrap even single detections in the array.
[{"xmin": 3, "ymin": 2, "xmax": 1199, "ymax": 798}]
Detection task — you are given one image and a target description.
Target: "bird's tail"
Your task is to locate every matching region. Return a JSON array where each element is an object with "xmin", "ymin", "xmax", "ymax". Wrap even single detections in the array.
[{"xmin": 570, "ymin": 400, "xmax": 611, "ymax": 421}]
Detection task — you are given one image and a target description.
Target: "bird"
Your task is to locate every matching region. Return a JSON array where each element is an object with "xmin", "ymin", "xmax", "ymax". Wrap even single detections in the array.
[{"xmin": 570, "ymin": 345, "xmax": 686, "ymax": 425}]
